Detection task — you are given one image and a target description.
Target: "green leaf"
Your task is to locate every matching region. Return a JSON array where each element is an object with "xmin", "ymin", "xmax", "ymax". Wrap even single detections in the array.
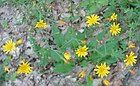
[
  {"xmin": 38, "ymin": 48, "xmax": 49, "ymax": 67},
  {"xmin": 81, "ymin": 0, "xmax": 89, "ymax": 7},
  {"xmin": 4, "ymin": 57, "xmax": 10, "ymax": 66},
  {"xmin": 50, "ymin": 49, "xmax": 62, "ymax": 62},
  {"xmin": 65, "ymin": 27, "xmax": 76, "ymax": 40},
  {"xmin": 100, "ymin": 55, "xmax": 118, "ymax": 64},
  {"xmin": 51, "ymin": 26, "xmax": 65, "ymax": 47},
  {"xmin": 10, "ymin": 73, "xmax": 16, "ymax": 81},
  {"xmin": 90, "ymin": 52, "xmax": 102, "ymax": 63},
  {"xmin": 76, "ymin": 32, "xmax": 85, "ymax": 40},
  {"xmin": 86, "ymin": 75, "xmax": 93, "ymax": 86},
  {"xmin": 54, "ymin": 63, "xmax": 74, "ymax": 73},
  {"xmin": 2, "ymin": 20, "xmax": 8, "ymax": 28},
  {"xmin": 80, "ymin": 60, "xmax": 88, "ymax": 67},
  {"xmin": 88, "ymin": 30, "xmax": 106, "ymax": 49}
]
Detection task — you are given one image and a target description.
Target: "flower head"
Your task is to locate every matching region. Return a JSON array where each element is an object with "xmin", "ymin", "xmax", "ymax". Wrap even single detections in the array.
[
  {"xmin": 103, "ymin": 79, "xmax": 110, "ymax": 86},
  {"xmin": 86, "ymin": 14, "xmax": 100, "ymax": 27},
  {"xmin": 2, "ymin": 39, "xmax": 16, "ymax": 54},
  {"xmin": 90, "ymin": 75, "xmax": 93, "ymax": 80},
  {"xmin": 128, "ymin": 43, "xmax": 135, "ymax": 49},
  {"xmin": 4, "ymin": 66, "xmax": 10, "ymax": 73},
  {"xmin": 35, "ymin": 20, "xmax": 47, "ymax": 28},
  {"xmin": 75, "ymin": 46, "xmax": 88, "ymax": 57},
  {"xmin": 94, "ymin": 63, "xmax": 110, "ymax": 78},
  {"xmin": 124, "ymin": 51, "xmax": 137, "ymax": 66},
  {"xmin": 16, "ymin": 39, "xmax": 22, "ymax": 45},
  {"xmin": 108, "ymin": 13, "xmax": 117, "ymax": 21},
  {"xmin": 59, "ymin": 21, "xmax": 66, "ymax": 24},
  {"xmin": 110, "ymin": 22, "xmax": 121, "ymax": 36},
  {"xmin": 129, "ymin": 70, "xmax": 135, "ymax": 75},
  {"xmin": 64, "ymin": 52, "xmax": 71, "ymax": 60},
  {"xmin": 17, "ymin": 60, "xmax": 32, "ymax": 76},
  {"xmin": 78, "ymin": 70, "xmax": 86, "ymax": 78}
]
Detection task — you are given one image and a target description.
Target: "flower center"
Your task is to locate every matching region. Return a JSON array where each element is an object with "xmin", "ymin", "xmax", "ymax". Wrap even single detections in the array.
[
  {"xmin": 38, "ymin": 23, "xmax": 44, "ymax": 26},
  {"xmin": 21, "ymin": 65, "xmax": 28, "ymax": 71},
  {"xmin": 90, "ymin": 18, "xmax": 96, "ymax": 23},
  {"xmin": 79, "ymin": 48, "xmax": 85, "ymax": 53},
  {"xmin": 112, "ymin": 26, "xmax": 118, "ymax": 31},
  {"xmin": 99, "ymin": 66, "xmax": 105, "ymax": 73},
  {"xmin": 9, "ymin": 44, "xmax": 14, "ymax": 50},
  {"xmin": 127, "ymin": 56, "xmax": 133, "ymax": 62}
]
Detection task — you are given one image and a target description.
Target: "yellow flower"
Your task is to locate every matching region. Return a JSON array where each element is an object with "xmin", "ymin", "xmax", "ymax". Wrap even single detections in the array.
[
  {"xmin": 35, "ymin": 20, "xmax": 47, "ymax": 28},
  {"xmin": 2, "ymin": 39, "xmax": 16, "ymax": 54},
  {"xmin": 80, "ymin": 40, "xmax": 87, "ymax": 44},
  {"xmin": 86, "ymin": 14, "xmax": 100, "ymax": 27},
  {"xmin": 64, "ymin": 52, "xmax": 71, "ymax": 60},
  {"xmin": 4, "ymin": 66, "xmax": 10, "ymax": 73},
  {"xmin": 78, "ymin": 70, "xmax": 86, "ymax": 78},
  {"xmin": 94, "ymin": 63, "xmax": 110, "ymax": 78},
  {"xmin": 59, "ymin": 21, "xmax": 66, "ymax": 24},
  {"xmin": 16, "ymin": 39, "xmax": 22, "ymax": 45},
  {"xmin": 103, "ymin": 79, "xmax": 110, "ymax": 86},
  {"xmin": 128, "ymin": 43, "xmax": 135, "ymax": 49},
  {"xmin": 90, "ymin": 75, "xmax": 93, "ymax": 80},
  {"xmin": 129, "ymin": 70, "xmax": 135, "ymax": 75},
  {"xmin": 124, "ymin": 51, "xmax": 137, "ymax": 66},
  {"xmin": 75, "ymin": 46, "xmax": 88, "ymax": 57},
  {"xmin": 108, "ymin": 13, "xmax": 117, "ymax": 21},
  {"xmin": 17, "ymin": 60, "xmax": 32, "ymax": 76},
  {"xmin": 110, "ymin": 22, "xmax": 121, "ymax": 36}
]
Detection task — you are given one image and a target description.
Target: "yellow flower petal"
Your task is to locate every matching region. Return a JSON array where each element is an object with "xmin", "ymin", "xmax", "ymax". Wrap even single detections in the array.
[
  {"xmin": 80, "ymin": 40, "xmax": 87, "ymax": 44},
  {"xmin": 64, "ymin": 59, "xmax": 70, "ymax": 64},
  {"xmin": 130, "ymin": 70, "xmax": 135, "ymax": 75},
  {"xmin": 108, "ymin": 13, "xmax": 117, "ymax": 21},
  {"xmin": 78, "ymin": 70, "xmax": 86, "ymax": 78},
  {"xmin": 4, "ymin": 66, "xmax": 10, "ymax": 73},
  {"xmin": 16, "ymin": 39, "xmax": 22, "ymax": 45},
  {"xmin": 64, "ymin": 52, "xmax": 71, "ymax": 60},
  {"xmin": 128, "ymin": 43, "xmax": 135, "ymax": 49},
  {"xmin": 35, "ymin": 20, "xmax": 47, "ymax": 28},
  {"xmin": 59, "ymin": 21, "xmax": 66, "ymax": 24},
  {"xmin": 103, "ymin": 79, "xmax": 110, "ymax": 86}
]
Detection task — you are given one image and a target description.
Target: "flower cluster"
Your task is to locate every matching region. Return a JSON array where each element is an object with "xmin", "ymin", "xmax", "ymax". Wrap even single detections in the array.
[
  {"xmin": 109, "ymin": 13, "xmax": 121, "ymax": 36},
  {"xmin": 2, "ymin": 39, "xmax": 32, "ymax": 76}
]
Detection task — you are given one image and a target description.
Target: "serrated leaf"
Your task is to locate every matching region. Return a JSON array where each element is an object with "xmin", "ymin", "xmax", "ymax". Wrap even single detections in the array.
[
  {"xmin": 51, "ymin": 26, "xmax": 65, "ymax": 47},
  {"xmin": 88, "ymin": 30, "xmax": 106, "ymax": 49},
  {"xmin": 50, "ymin": 50, "xmax": 62, "ymax": 62}
]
